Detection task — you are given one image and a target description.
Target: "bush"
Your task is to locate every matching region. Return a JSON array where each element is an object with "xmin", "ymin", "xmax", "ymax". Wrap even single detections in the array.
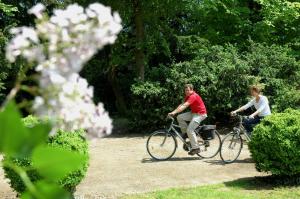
[
  {"xmin": 244, "ymin": 42, "xmax": 300, "ymax": 112},
  {"xmin": 131, "ymin": 37, "xmax": 256, "ymax": 129},
  {"xmin": 48, "ymin": 129, "xmax": 89, "ymax": 192},
  {"xmin": 249, "ymin": 109, "xmax": 300, "ymax": 176},
  {"xmin": 130, "ymin": 37, "xmax": 300, "ymax": 130},
  {"xmin": 3, "ymin": 116, "xmax": 89, "ymax": 194}
]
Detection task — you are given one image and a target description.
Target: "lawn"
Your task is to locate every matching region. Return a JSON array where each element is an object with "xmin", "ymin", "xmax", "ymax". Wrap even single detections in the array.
[{"xmin": 122, "ymin": 178, "xmax": 300, "ymax": 199}]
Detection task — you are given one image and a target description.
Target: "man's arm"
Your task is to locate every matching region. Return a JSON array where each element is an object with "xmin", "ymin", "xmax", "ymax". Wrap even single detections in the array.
[{"xmin": 169, "ymin": 102, "xmax": 190, "ymax": 116}]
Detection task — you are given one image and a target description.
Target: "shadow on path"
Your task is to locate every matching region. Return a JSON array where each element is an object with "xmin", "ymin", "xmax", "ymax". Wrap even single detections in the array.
[
  {"xmin": 204, "ymin": 158, "xmax": 254, "ymax": 165},
  {"xmin": 141, "ymin": 156, "xmax": 202, "ymax": 163},
  {"xmin": 224, "ymin": 176, "xmax": 274, "ymax": 191},
  {"xmin": 224, "ymin": 174, "xmax": 300, "ymax": 191}
]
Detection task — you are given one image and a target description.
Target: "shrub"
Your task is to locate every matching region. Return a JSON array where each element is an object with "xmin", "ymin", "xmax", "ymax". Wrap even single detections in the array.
[
  {"xmin": 130, "ymin": 37, "xmax": 300, "ymax": 130},
  {"xmin": 244, "ymin": 42, "xmax": 300, "ymax": 112},
  {"xmin": 3, "ymin": 116, "xmax": 89, "ymax": 194},
  {"xmin": 48, "ymin": 129, "xmax": 89, "ymax": 192},
  {"xmin": 249, "ymin": 109, "xmax": 300, "ymax": 176},
  {"xmin": 21, "ymin": 115, "xmax": 40, "ymax": 127},
  {"xmin": 131, "ymin": 38, "xmax": 256, "ymax": 129}
]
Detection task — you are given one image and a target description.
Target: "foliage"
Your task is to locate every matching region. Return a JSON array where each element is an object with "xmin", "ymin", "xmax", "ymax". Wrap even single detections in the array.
[
  {"xmin": 249, "ymin": 109, "xmax": 300, "ymax": 176},
  {"xmin": 0, "ymin": 0, "xmax": 299, "ymax": 133},
  {"xmin": 48, "ymin": 129, "xmax": 89, "ymax": 192},
  {"xmin": 0, "ymin": 2, "xmax": 14, "ymax": 102},
  {"xmin": 131, "ymin": 37, "xmax": 256, "ymax": 128},
  {"xmin": 255, "ymin": 0, "xmax": 300, "ymax": 44},
  {"xmin": 244, "ymin": 42, "xmax": 300, "ymax": 111},
  {"xmin": 0, "ymin": 0, "xmax": 18, "ymax": 16},
  {"xmin": 4, "ymin": 115, "xmax": 89, "ymax": 194},
  {"xmin": 131, "ymin": 37, "xmax": 300, "ymax": 129},
  {"xmin": 22, "ymin": 115, "xmax": 41, "ymax": 127},
  {"xmin": 0, "ymin": 102, "xmax": 88, "ymax": 199}
]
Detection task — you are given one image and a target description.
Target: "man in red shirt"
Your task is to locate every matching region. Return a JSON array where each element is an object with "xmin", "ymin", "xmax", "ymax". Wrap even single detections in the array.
[{"xmin": 168, "ymin": 84, "xmax": 207, "ymax": 155}]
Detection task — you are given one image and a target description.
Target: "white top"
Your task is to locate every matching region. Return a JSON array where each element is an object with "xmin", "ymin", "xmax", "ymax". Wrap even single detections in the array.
[{"xmin": 242, "ymin": 95, "xmax": 271, "ymax": 117}]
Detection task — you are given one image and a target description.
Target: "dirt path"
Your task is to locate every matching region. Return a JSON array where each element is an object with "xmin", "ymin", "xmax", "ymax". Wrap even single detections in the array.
[{"xmin": 1, "ymin": 135, "xmax": 264, "ymax": 199}]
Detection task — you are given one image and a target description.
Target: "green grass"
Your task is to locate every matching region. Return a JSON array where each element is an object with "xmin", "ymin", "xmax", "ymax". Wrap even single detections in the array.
[{"xmin": 122, "ymin": 178, "xmax": 300, "ymax": 199}]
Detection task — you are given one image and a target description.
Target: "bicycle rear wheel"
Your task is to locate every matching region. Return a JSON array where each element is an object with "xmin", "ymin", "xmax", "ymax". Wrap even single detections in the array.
[
  {"xmin": 220, "ymin": 132, "xmax": 243, "ymax": 163},
  {"xmin": 197, "ymin": 130, "xmax": 221, "ymax": 158},
  {"xmin": 146, "ymin": 130, "xmax": 177, "ymax": 161}
]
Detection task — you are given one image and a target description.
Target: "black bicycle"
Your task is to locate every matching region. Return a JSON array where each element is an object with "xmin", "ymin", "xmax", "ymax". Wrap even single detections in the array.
[
  {"xmin": 146, "ymin": 116, "xmax": 221, "ymax": 161},
  {"xmin": 219, "ymin": 113, "xmax": 251, "ymax": 163}
]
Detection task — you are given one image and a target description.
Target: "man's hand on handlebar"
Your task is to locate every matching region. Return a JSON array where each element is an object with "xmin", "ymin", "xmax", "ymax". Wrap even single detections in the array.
[{"xmin": 168, "ymin": 112, "xmax": 175, "ymax": 117}]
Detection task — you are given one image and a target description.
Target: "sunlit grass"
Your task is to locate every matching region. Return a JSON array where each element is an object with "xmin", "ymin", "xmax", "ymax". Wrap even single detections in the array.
[{"xmin": 122, "ymin": 178, "xmax": 300, "ymax": 199}]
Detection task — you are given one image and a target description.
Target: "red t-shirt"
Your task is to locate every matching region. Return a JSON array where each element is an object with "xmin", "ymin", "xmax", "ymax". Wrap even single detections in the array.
[{"xmin": 184, "ymin": 92, "xmax": 207, "ymax": 114}]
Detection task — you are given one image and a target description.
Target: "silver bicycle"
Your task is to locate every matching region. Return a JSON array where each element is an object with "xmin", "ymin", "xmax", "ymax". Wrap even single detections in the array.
[
  {"xmin": 219, "ymin": 113, "xmax": 251, "ymax": 163},
  {"xmin": 146, "ymin": 116, "xmax": 221, "ymax": 161}
]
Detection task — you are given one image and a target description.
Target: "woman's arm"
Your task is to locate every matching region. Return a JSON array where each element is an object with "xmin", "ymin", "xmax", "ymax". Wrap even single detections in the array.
[
  {"xmin": 249, "ymin": 97, "xmax": 267, "ymax": 118},
  {"xmin": 232, "ymin": 99, "xmax": 254, "ymax": 114}
]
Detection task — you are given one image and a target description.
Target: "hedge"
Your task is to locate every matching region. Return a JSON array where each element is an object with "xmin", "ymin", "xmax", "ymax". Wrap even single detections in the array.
[
  {"xmin": 249, "ymin": 109, "xmax": 300, "ymax": 176},
  {"xmin": 3, "ymin": 116, "xmax": 89, "ymax": 194}
]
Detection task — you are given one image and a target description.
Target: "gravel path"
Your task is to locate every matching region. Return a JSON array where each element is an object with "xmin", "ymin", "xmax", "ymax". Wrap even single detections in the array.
[{"xmin": 1, "ymin": 135, "xmax": 264, "ymax": 199}]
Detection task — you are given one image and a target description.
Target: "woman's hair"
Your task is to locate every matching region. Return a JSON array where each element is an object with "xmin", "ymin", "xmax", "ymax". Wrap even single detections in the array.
[
  {"xmin": 250, "ymin": 85, "xmax": 261, "ymax": 93},
  {"xmin": 184, "ymin": 84, "xmax": 194, "ymax": 90}
]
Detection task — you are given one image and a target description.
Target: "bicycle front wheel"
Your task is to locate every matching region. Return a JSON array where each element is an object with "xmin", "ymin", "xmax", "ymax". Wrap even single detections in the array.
[
  {"xmin": 220, "ymin": 132, "xmax": 243, "ymax": 163},
  {"xmin": 146, "ymin": 130, "xmax": 177, "ymax": 161}
]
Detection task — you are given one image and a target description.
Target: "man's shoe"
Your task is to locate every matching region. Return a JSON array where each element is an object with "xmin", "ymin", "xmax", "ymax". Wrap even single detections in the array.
[{"xmin": 188, "ymin": 148, "xmax": 200, "ymax": 156}]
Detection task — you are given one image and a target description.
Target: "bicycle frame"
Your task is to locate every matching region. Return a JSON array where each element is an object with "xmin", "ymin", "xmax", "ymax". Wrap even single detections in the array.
[
  {"xmin": 235, "ymin": 114, "xmax": 251, "ymax": 142},
  {"xmin": 166, "ymin": 116, "xmax": 195, "ymax": 150},
  {"xmin": 146, "ymin": 116, "xmax": 222, "ymax": 160}
]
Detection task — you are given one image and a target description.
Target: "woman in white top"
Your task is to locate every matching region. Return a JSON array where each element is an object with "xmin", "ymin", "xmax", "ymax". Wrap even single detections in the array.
[{"xmin": 231, "ymin": 86, "xmax": 271, "ymax": 135}]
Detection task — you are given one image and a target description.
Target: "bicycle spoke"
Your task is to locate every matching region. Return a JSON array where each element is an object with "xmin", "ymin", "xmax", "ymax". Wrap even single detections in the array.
[
  {"xmin": 197, "ymin": 130, "xmax": 221, "ymax": 158},
  {"xmin": 220, "ymin": 132, "xmax": 243, "ymax": 163},
  {"xmin": 146, "ymin": 130, "xmax": 177, "ymax": 160},
  {"xmin": 160, "ymin": 134, "xmax": 168, "ymax": 147}
]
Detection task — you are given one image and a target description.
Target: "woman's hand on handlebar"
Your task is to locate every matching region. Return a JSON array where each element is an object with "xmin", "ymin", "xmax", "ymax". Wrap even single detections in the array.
[
  {"xmin": 248, "ymin": 114, "xmax": 254, "ymax": 119},
  {"xmin": 230, "ymin": 111, "xmax": 237, "ymax": 116}
]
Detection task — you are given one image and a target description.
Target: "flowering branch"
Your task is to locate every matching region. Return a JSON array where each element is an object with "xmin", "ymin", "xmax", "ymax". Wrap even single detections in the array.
[{"xmin": 6, "ymin": 3, "xmax": 122, "ymax": 138}]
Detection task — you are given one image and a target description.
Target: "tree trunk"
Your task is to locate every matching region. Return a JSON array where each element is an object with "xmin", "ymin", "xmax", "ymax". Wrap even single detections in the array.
[
  {"xmin": 133, "ymin": 0, "xmax": 145, "ymax": 81},
  {"xmin": 108, "ymin": 67, "xmax": 128, "ymax": 116}
]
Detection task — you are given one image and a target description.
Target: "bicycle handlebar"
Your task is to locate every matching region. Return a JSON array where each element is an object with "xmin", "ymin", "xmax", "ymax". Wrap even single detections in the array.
[
  {"xmin": 167, "ymin": 115, "xmax": 175, "ymax": 121},
  {"xmin": 230, "ymin": 113, "xmax": 249, "ymax": 126}
]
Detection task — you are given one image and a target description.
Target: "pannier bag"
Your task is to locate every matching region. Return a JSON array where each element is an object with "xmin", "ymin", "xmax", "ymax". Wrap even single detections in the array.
[{"xmin": 198, "ymin": 125, "xmax": 216, "ymax": 140}]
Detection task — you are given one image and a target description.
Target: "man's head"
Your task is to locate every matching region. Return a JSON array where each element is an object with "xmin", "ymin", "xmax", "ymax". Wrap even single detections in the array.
[
  {"xmin": 184, "ymin": 84, "xmax": 194, "ymax": 96},
  {"xmin": 250, "ymin": 85, "xmax": 261, "ymax": 97}
]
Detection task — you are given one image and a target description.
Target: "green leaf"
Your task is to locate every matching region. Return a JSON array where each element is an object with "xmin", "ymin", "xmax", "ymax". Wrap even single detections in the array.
[
  {"xmin": 21, "ymin": 180, "xmax": 71, "ymax": 199},
  {"xmin": 32, "ymin": 146, "xmax": 87, "ymax": 182},
  {"xmin": 0, "ymin": 101, "xmax": 49, "ymax": 157},
  {"xmin": 0, "ymin": 101, "xmax": 30, "ymax": 157},
  {"xmin": 27, "ymin": 123, "xmax": 51, "ymax": 150}
]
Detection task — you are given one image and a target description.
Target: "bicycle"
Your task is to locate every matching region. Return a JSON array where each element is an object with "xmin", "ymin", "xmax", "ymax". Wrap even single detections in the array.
[
  {"xmin": 219, "ymin": 113, "xmax": 251, "ymax": 163},
  {"xmin": 146, "ymin": 116, "xmax": 221, "ymax": 161}
]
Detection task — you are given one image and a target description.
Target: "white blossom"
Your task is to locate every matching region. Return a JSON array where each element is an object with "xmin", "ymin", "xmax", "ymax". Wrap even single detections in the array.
[
  {"xmin": 6, "ymin": 3, "xmax": 122, "ymax": 138},
  {"xmin": 28, "ymin": 3, "xmax": 45, "ymax": 19},
  {"xmin": 34, "ymin": 73, "xmax": 112, "ymax": 137}
]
